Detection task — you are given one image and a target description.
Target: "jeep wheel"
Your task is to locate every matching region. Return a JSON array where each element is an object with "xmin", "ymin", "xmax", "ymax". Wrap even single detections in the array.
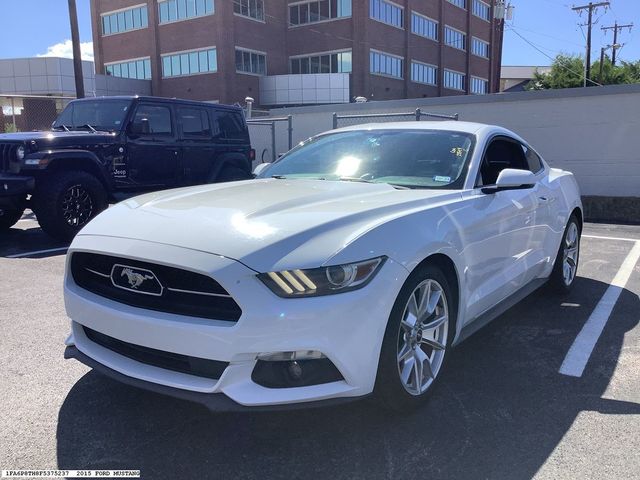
[
  {"xmin": 34, "ymin": 171, "xmax": 108, "ymax": 241},
  {"xmin": 217, "ymin": 165, "xmax": 251, "ymax": 183},
  {"xmin": 0, "ymin": 207, "xmax": 25, "ymax": 232}
]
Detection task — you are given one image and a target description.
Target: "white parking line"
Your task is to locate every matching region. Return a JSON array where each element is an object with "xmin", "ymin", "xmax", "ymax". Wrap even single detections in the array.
[
  {"xmin": 559, "ymin": 240, "xmax": 640, "ymax": 377},
  {"xmin": 6, "ymin": 247, "xmax": 68, "ymax": 259},
  {"xmin": 583, "ymin": 234, "xmax": 640, "ymax": 243}
]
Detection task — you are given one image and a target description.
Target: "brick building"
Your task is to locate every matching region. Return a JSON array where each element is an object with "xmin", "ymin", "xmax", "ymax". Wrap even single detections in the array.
[{"xmin": 91, "ymin": 0, "xmax": 504, "ymax": 107}]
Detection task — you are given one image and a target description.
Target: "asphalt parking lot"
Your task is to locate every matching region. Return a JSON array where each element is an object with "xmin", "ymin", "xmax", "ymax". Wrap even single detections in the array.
[{"xmin": 1, "ymin": 213, "xmax": 639, "ymax": 480}]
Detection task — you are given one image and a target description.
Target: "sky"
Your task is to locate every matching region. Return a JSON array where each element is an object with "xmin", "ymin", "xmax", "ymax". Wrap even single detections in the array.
[{"xmin": 0, "ymin": 0, "xmax": 637, "ymax": 67}]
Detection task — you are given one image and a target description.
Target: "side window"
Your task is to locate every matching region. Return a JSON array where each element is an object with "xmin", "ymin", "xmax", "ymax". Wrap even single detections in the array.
[
  {"xmin": 522, "ymin": 145, "xmax": 544, "ymax": 173},
  {"xmin": 133, "ymin": 105, "xmax": 172, "ymax": 135},
  {"xmin": 478, "ymin": 138, "xmax": 529, "ymax": 186},
  {"xmin": 177, "ymin": 107, "xmax": 211, "ymax": 138},
  {"xmin": 216, "ymin": 111, "xmax": 247, "ymax": 141}
]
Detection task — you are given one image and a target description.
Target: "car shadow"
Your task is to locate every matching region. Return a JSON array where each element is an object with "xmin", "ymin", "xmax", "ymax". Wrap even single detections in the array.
[{"xmin": 56, "ymin": 277, "xmax": 639, "ymax": 479}]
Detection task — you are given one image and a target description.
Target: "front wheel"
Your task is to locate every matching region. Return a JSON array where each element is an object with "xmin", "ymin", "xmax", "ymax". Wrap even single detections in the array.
[
  {"xmin": 33, "ymin": 171, "xmax": 108, "ymax": 241},
  {"xmin": 375, "ymin": 264, "xmax": 455, "ymax": 410},
  {"xmin": 0, "ymin": 207, "xmax": 25, "ymax": 231},
  {"xmin": 549, "ymin": 214, "xmax": 581, "ymax": 293}
]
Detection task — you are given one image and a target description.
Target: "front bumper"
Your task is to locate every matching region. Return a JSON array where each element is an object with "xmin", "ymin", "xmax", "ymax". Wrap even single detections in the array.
[
  {"xmin": 64, "ymin": 235, "xmax": 408, "ymax": 408},
  {"xmin": 0, "ymin": 174, "xmax": 34, "ymax": 199}
]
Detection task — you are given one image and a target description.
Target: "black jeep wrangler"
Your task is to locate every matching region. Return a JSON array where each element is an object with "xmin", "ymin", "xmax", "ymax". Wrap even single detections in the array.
[{"xmin": 0, "ymin": 96, "xmax": 254, "ymax": 240}]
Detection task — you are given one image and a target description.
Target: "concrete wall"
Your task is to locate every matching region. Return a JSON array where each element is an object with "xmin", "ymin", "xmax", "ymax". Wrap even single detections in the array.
[{"xmin": 254, "ymin": 84, "xmax": 640, "ymax": 201}]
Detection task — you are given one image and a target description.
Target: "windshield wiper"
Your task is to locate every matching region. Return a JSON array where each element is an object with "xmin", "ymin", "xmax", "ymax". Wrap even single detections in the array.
[
  {"xmin": 79, "ymin": 124, "xmax": 98, "ymax": 133},
  {"xmin": 338, "ymin": 176, "xmax": 376, "ymax": 184},
  {"xmin": 52, "ymin": 125, "xmax": 70, "ymax": 132}
]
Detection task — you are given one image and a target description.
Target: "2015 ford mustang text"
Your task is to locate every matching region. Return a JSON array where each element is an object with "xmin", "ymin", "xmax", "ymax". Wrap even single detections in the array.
[{"xmin": 63, "ymin": 121, "xmax": 582, "ymax": 410}]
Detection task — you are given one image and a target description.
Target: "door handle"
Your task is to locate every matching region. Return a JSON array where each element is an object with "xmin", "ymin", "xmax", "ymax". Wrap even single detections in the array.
[{"xmin": 538, "ymin": 196, "xmax": 548, "ymax": 202}]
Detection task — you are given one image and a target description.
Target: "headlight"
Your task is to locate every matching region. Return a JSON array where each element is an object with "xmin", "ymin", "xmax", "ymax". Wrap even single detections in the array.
[
  {"xmin": 258, "ymin": 256, "xmax": 386, "ymax": 298},
  {"xmin": 16, "ymin": 146, "xmax": 25, "ymax": 160}
]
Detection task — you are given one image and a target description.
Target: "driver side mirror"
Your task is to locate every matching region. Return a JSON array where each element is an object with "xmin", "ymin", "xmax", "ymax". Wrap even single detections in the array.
[
  {"xmin": 253, "ymin": 163, "xmax": 271, "ymax": 176},
  {"xmin": 128, "ymin": 118, "xmax": 150, "ymax": 135},
  {"xmin": 482, "ymin": 168, "xmax": 536, "ymax": 194}
]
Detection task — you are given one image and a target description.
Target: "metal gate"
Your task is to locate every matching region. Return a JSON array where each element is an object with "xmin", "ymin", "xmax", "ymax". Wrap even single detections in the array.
[
  {"xmin": 332, "ymin": 108, "xmax": 458, "ymax": 129},
  {"xmin": 246, "ymin": 115, "xmax": 293, "ymax": 163}
]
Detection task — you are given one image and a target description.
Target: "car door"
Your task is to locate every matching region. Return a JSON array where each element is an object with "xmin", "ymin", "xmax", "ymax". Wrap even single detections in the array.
[
  {"xmin": 176, "ymin": 105, "xmax": 218, "ymax": 186},
  {"xmin": 460, "ymin": 136, "xmax": 542, "ymax": 320},
  {"xmin": 126, "ymin": 103, "xmax": 179, "ymax": 188}
]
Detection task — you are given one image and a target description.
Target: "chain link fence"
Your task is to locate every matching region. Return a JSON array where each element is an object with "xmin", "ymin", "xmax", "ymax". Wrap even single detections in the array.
[
  {"xmin": 332, "ymin": 108, "xmax": 459, "ymax": 129},
  {"xmin": 1, "ymin": 95, "xmax": 73, "ymax": 133},
  {"xmin": 247, "ymin": 116, "xmax": 293, "ymax": 165}
]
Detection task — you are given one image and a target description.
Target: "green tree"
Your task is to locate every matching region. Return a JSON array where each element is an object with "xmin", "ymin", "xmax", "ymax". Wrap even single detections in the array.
[{"xmin": 526, "ymin": 54, "xmax": 640, "ymax": 90}]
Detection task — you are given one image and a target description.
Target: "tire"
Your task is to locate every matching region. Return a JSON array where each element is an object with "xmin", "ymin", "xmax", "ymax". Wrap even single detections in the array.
[
  {"xmin": 0, "ymin": 207, "xmax": 25, "ymax": 232},
  {"xmin": 549, "ymin": 214, "xmax": 581, "ymax": 293},
  {"xmin": 374, "ymin": 263, "xmax": 456, "ymax": 411},
  {"xmin": 216, "ymin": 165, "xmax": 251, "ymax": 183},
  {"xmin": 33, "ymin": 171, "xmax": 108, "ymax": 241}
]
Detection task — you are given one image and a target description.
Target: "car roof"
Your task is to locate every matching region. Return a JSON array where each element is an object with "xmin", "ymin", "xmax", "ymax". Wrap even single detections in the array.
[
  {"xmin": 69, "ymin": 96, "xmax": 243, "ymax": 112},
  {"xmin": 333, "ymin": 120, "xmax": 490, "ymax": 135}
]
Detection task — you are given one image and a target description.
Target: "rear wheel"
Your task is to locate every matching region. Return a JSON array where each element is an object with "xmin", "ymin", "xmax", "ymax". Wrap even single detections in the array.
[
  {"xmin": 216, "ymin": 165, "xmax": 251, "ymax": 183},
  {"xmin": 0, "ymin": 207, "xmax": 25, "ymax": 231},
  {"xmin": 375, "ymin": 264, "xmax": 454, "ymax": 410},
  {"xmin": 33, "ymin": 171, "xmax": 107, "ymax": 241},
  {"xmin": 549, "ymin": 214, "xmax": 581, "ymax": 293}
]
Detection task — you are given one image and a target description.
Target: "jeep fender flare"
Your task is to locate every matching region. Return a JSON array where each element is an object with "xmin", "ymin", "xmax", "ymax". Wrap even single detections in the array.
[
  {"xmin": 39, "ymin": 150, "xmax": 111, "ymax": 189},
  {"xmin": 208, "ymin": 153, "xmax": 251, "ymax": 181}
]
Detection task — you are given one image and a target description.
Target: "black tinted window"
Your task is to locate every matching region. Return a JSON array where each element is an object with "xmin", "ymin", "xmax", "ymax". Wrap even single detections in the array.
[
  {"xmin": 523, "ymin": 145, "xmax": 544, "ymax": 173},
  {"xmin": 479, "ymin": 139, "xmax": 529, "ymax": 186},
  {"xmin": 178, "ymin": 107, "xmax": 211, "ymax": 137},
  {"xmin": 215, "ymin": 111, "xmax": 246, "ymax": 140},
  {"xmin": 133, "ymin": 105, "xmax": 172, "ymax": 135}
]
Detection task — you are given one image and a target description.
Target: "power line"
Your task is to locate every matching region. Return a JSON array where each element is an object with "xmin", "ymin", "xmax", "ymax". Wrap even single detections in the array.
[{"xmin": 506, "ymin": 26, "xmax": 603, "ymax": 86}]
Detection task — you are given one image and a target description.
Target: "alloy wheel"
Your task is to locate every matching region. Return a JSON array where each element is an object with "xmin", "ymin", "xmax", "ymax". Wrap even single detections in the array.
[
  {"xmin": 563, "ymin": 222, "xmax": 580, "ymax": 286},
  {"xmin": 397, "ymin": 279, "xmax": 449, "ymax": 396},
  {"xmin": 61, "ymin": 184, "xmax": 94, "ymax": 227}
]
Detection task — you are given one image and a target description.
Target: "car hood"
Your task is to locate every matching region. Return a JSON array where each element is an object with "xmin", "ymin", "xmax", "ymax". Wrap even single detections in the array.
[
  {"xmin": 0, "ymin": 130, "xmax": 117, "ymax": 144},
  {"xmin": 79, "ymin": 179, "xmax": 461, "ymax": 272}
]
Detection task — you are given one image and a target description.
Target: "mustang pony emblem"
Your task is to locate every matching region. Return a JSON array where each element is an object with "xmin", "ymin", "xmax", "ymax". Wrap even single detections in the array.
[{"xmin": 121, "ymin": 268, "xmax": 155, "ymax": 289}]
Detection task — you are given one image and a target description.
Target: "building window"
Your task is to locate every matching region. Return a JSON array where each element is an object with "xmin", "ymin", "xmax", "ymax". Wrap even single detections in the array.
[
  {"xmin": 105, "ymin": 58, "xmax": 152, "ymax": 79},
  {"xmin": 447, "ymin": 0, "xmax": 466, "ymax": 9},
  {"xmin": 370, "ymin": 0, "xmax": 403, "ymax": 28},
  {"xmin": 471, "ymin": 76, "xmax": 488, "ymax": 94},
  {"xmin": 234, "ymin": 0, "xmax": 264, "ymax": 21},
  {"xmin": 472, "ymin": 0, "xmax": 490, "ymax": 20},
  {"xmin": 161, "ymin": 48, "xmax": 217, "ymax": 77},
  {"xmin": 101, "ymin": 5, "xmax": 148, "ymax": 35},
  {"xmin": 411, "ymin": 61, "xmax": 437, "ymax": 85},
  {"xmin": 471, "ymin": 37, "xmax": 490, "ymax": 58},
  {"xmin": 444, "ymin": 26, "xmax": 466, "ymax": 50},
  {"xmin": 289, "ymin": 0, "xmax": 351, "ymax": 26},
  {"xmin": 444, "ymin": 69, "xmax": 465, "ymax": 90},
  {"xmin": 370, "ymin": 50, "xmax": 403, "ymax": 79},
  {"xmin": 235, "ymin": 48, "xmax": 267, "ymax": 75},
  {"xmin": 158, "ymin": 0, "xmax": 214, "ymax": 24},
  {"xmin": 290, "ymin": 50, "xmax": 352, "ymax": 74},
  {"xmin": 411, "ymin": 12, "xmax": 438, "ymax": 41}
]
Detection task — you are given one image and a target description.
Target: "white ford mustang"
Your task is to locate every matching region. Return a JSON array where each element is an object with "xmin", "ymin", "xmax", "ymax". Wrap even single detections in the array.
[{"xmin": 63, "ymin": 121, "xmax": 582, "ymax": 410}]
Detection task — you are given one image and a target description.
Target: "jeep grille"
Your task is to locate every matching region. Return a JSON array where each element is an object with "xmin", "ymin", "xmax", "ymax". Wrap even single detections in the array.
[
  {"xmin": 70, "ymin": 252, "xmax": 242, "ymax": 322},
  {"xmin": 0, "ymin": 142, "xmax": 20, "ymax": 174}
]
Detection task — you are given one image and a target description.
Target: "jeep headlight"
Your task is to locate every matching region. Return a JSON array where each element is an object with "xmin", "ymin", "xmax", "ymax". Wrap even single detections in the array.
[
  {"xmin": 258, "ymin": 257, "xmax": 386, "ymax": 298},
  {"xmin": 16, "ymin": 146, "xmax": 25, "ymax": 160}
]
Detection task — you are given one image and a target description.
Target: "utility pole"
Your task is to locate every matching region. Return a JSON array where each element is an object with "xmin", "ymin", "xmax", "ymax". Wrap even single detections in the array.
[
  {"xmin": 572, "ymin": 2, "xmax": 609, "ymax": 87},
  {"xmin": 601, "ymin": 22, "xmax": 634, "ymax": 66},
  {"xmin": 68, "ymin": 0, "xmax": 85, "ymax": 98}
]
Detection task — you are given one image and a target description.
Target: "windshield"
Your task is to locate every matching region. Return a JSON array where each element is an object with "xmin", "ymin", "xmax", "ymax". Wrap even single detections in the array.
[
  {"xmin": 259, "ymin": 129, "xmax": 475, "ymax": 189},
  {"xmin": 53, "ymin": 99, "xmax": 132, "ymax": 132}
]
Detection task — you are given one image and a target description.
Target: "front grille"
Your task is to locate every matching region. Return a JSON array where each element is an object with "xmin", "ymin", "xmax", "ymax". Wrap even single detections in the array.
[
  {"xmin": 83, "ymin": 326, "xmax": 228, "ymax": 380},
  {"xmin": 0, "ymin": 143, "xmax": 19, "ymax": 173},
  {"xmin": 71, "ymin": 252, "xmax": 242, "ymax": 322}
]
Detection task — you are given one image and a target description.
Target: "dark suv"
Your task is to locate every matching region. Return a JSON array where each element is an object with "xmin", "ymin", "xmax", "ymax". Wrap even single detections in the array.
[{"xmin": 0, "ymin": 96, "xmax": 254, "ymax": 240}]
